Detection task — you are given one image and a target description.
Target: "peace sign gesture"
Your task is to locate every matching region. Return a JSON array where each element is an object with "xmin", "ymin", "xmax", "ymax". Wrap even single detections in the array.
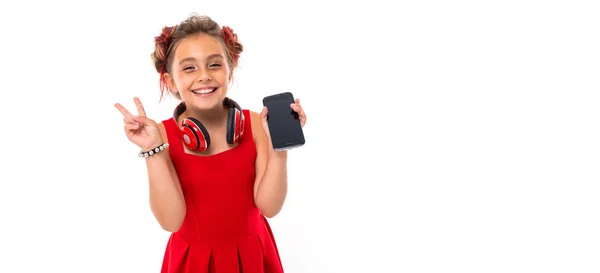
[{"xmin": 114, "ymin": 97, "xmax": 162, "ymax": 151}]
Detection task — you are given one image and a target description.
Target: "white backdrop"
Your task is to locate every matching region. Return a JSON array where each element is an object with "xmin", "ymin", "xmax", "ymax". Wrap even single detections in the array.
[{"xmin": 1, "ymin": 0, "xmax": 599, "ymax": 272}]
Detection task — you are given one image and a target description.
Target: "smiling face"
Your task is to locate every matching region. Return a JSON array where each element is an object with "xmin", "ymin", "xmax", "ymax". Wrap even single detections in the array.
[{"xmin": 164, "ymin": 32, "xmax": 232, "ymax": 111}]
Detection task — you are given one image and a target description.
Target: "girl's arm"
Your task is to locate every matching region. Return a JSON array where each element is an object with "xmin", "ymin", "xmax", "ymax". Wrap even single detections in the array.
[
  {"xmin": 146, "ymin": 123, "xmax": 186, "ymax": 231},
  {"xmin": 251, "ymin": 111, "xmax": 288, "ymax": 218}
]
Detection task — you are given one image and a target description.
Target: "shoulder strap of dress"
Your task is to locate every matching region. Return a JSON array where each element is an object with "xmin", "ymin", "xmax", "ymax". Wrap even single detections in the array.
[
  {"xmin": 242, "ymin": 109, "xmax": 255, "ymax": 142},
  {"xmin": 161, "ymin": 118, "xmax": 184, "ymax": 155}
]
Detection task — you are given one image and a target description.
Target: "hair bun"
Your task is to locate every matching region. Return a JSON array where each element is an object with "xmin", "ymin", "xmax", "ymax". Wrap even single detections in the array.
[
  {"xmin": 221, "ymin": 26, "xmax": 243, "ymax": 65},
  {"xmin": 151, "ymin": 25, "xmax": 177, "ymax": 100},
  {"xmin": 154, "ymin": 26, "xmax": 177, "ymax": 63}
]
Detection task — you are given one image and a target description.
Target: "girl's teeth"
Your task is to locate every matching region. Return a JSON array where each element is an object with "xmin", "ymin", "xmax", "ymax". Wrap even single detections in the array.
[{"xmin": 193, "ymin": 88, "xmax": 215, "ymax": 94}]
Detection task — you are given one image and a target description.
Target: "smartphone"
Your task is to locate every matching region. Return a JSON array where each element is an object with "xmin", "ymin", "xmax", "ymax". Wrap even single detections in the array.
[{"xmin": 262, "ymin": 92, "xmax": 306, "ymax": 151}]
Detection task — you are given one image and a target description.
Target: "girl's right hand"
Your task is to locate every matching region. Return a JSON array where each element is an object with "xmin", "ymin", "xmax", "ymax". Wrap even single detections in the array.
[{"xmin": 114, "ymin": 97, "xmax": 162, "ymax": 151}]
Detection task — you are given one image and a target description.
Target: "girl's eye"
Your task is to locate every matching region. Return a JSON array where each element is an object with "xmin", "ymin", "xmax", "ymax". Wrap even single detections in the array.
[
  {"xmin": 209, "ymin": 63, "xmax": 222, "ymax": 68},
  {"xmin": 184, "ymin": 66, "xmax": 195, "ymax": 71}
]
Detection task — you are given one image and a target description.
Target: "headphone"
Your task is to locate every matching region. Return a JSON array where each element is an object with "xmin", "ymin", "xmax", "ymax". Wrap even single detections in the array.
[{"xmin": 173, "ymin": 97, "xmax": 245, "ymax": 152}]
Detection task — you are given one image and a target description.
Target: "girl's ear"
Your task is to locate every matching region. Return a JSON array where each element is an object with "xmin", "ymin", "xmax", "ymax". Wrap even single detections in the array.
[{"xmin": 164, "ymin": 73, "xmax": 178, "ymax": 94}]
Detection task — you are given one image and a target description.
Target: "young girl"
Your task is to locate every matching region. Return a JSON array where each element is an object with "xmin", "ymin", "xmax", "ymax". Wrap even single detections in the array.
[{"xmin": 114, "ymin": 14, "xmax": 306, "ymax": 273}]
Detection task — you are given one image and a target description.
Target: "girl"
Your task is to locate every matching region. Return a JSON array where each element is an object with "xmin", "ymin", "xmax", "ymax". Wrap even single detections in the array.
[{"xmin": 114, "ymin": 13, "xmax": 306, "ymax": 273}]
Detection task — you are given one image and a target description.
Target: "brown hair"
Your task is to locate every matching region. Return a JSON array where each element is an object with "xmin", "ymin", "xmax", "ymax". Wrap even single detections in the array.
[{"xmin": 150, "ymin": 14, "xmax": 243, "ymax": 101}]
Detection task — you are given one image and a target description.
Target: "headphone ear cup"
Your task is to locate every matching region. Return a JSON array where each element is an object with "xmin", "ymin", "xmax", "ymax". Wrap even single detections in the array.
[
  {"xmin": 235, "ymin": 108, "xmax": 243, "ymax": 142},
  {"xmin": 181, "ymin": 117, "xmax": 210, "ymax": 151},
  {"xmin": 226, "ymin": 107, "xmax": 236, "ymax": 144},
  {"xmin": 239, "ymin": 109, "xmax": 245, "ymax": 139}
]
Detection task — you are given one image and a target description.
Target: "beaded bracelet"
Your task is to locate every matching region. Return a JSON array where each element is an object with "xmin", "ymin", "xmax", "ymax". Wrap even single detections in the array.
[{"xmin": 138, "ymin": 143, "xmax": 169, "ymax": 158}]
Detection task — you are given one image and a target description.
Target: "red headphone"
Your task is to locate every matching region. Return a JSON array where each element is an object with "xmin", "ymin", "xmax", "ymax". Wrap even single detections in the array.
[{"xmin": 172, "ymin": 97, "xmax": 245, "ymax": 152}]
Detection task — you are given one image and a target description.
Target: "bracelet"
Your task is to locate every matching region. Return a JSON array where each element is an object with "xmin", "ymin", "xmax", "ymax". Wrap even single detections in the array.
[{"xmin": 138, "ymin": 143, "xmax": 169, "ymax": 158}]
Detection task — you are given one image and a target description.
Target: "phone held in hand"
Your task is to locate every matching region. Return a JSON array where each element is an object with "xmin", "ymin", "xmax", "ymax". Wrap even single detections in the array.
[{"xmin": 262, "ymin": 92, "xmax": 306, "ymax": 151}]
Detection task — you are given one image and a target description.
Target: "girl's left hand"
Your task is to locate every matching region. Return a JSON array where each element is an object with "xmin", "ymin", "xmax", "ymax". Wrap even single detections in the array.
[{"xmin": 260, "ymin": 98, "xmax": 307, "ymax": 142}]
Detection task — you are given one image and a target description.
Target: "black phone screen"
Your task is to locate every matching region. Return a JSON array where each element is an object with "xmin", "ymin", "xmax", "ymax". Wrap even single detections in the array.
[{"xmin": 263, "ymin": 93, "xmax": 305, "ymax": 150}]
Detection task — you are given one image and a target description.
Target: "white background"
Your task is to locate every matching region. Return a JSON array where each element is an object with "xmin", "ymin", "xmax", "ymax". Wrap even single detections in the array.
[{"xmin": 0, "ymin": 0, "xmax": 599, "ymax": 272}]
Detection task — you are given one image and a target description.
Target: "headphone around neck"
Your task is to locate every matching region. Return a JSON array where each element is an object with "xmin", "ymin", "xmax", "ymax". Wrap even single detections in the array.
[{"xmin": 173, "ymin": 97, "xmax": 245, "ymax": 152}]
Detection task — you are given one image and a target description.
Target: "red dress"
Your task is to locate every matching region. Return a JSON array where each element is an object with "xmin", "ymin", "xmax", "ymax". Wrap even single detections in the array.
[{"xmin": 159, "ymin": 109, "xmax": 285, "ymax": 273}]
